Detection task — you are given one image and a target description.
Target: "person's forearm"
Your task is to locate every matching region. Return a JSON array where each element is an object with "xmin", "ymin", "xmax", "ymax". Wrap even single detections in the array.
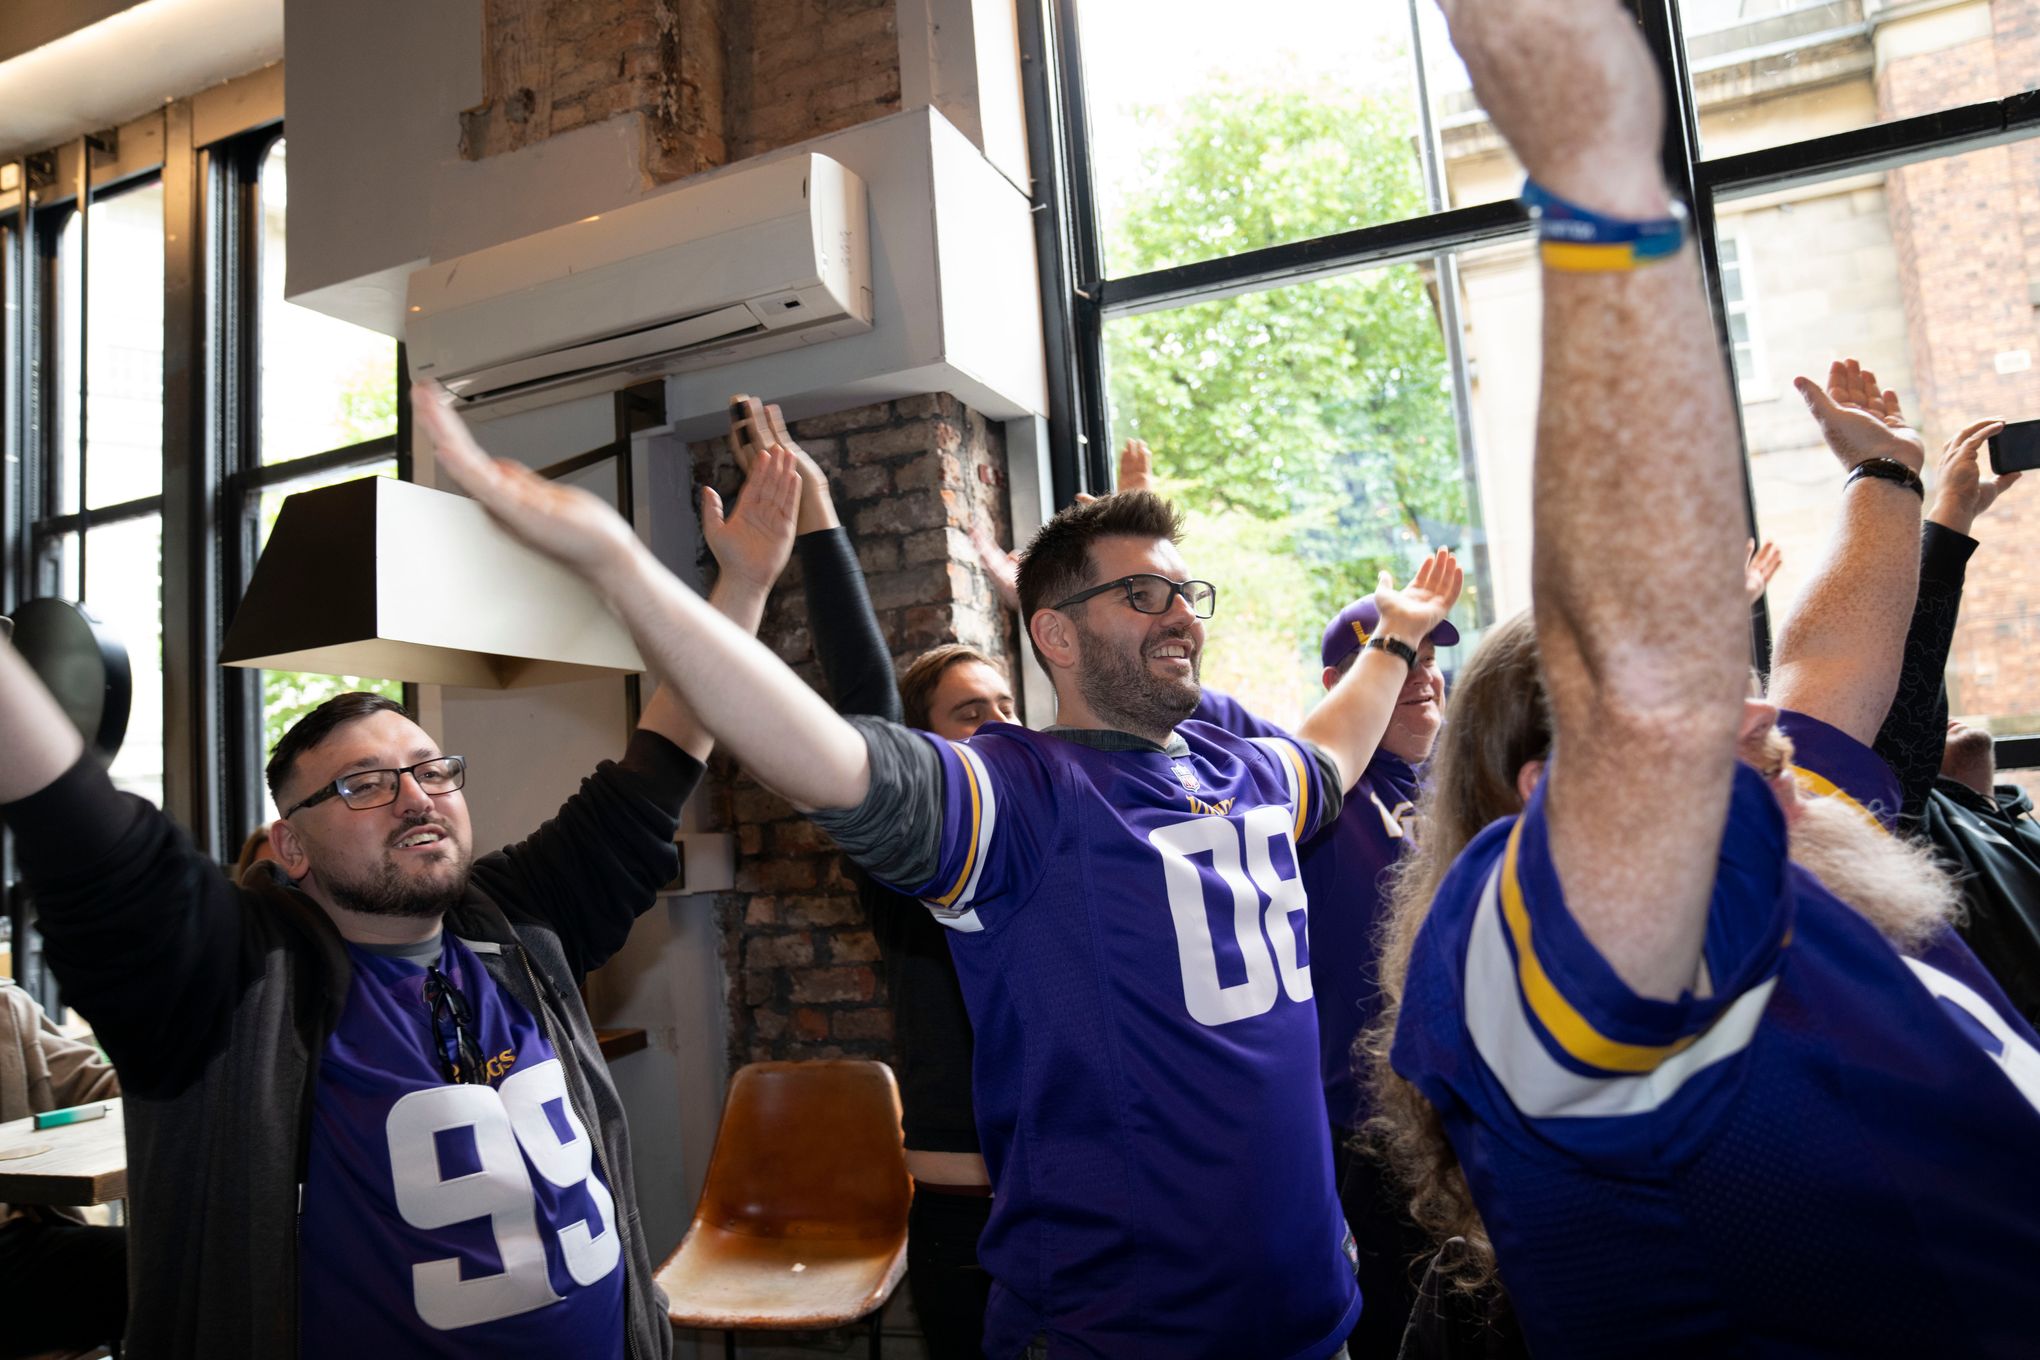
[
  {"xmin": 799, "ymin": 528, "xmax": 903, "ymax": 723},
  {"xmin": 1535, "ymin": 239, "xmax": 1749, "ymax": 999},
  {"xmin": 596, "ymin": 543, "xmax": 870, "ymax": 809},
  {"xmin": 0, "ymin": 642, "xmax": 86, "ymax": 804},
  {"xmin": 1295, "ymin": 650, "xmax": 1408, "ymax": 791},
  {"xmin": 1770, "ymin": 479, "xmax": 1923, "ymax": 744},
  {"xmin": 633, "ymin": 570, "xmax": 776, "ymax": 761}
]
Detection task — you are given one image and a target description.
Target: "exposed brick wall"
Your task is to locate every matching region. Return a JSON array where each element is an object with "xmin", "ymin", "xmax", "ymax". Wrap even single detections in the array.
[
  {"xmin": 722, "ymin": 0, "xmax": 903, "ymax": 161},
  {"xmin": 460, "ymin": 0, "xmax": 730, "ymax": 183},
  {"xmin": 688, "ymin": 395, "xmax": 1017, "ymax": 1066},
  {"xmin": 1879, "ymin": 2, "xmax": 2040, "ymax": 727},
  {"xmin": 461, "ymin": 0, "xmax": 904, "ymax": 183}
]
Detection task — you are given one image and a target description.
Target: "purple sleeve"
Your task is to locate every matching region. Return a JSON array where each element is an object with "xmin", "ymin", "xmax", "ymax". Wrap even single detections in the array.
[{"xmin": 883, "ymin": 730, "xmax": 1052, "ymax": 933}]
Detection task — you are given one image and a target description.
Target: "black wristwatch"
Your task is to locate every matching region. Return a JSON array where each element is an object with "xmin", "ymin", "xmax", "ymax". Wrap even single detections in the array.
[
  {"xmin": 1847, "ymin": 456, "xmax": 1925, "ymax": 499},
  {"xmin": 1365, "ymin": 634, "xmax": 1418, "ymax": 669}
]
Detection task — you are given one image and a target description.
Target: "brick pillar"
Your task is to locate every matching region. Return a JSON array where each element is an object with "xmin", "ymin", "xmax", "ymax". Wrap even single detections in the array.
[
  {"xmin": 459, "ymin": 0, "xmax": 729, "ymax": 184},
  {"xmin": 1878, "ymin": 2, "xmax": 2040, "ymax": 724},
  {"xmin": 689, "ymin": 395, "xmax": 1017, "ymax": 1065}
]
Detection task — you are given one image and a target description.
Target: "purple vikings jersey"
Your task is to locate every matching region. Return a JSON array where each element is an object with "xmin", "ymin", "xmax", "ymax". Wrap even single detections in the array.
[
  {"xmin": 1193, "ymin": 690, "xmax": 1417, "ymax": 1127},
  {"xmin": 891, "ymin": 720, "xmax": 1361, "ymax": 1359},
  {"xmin": 300, "ymin": 936, "xmax": 625, "ymax": 1358},
  {"xmin": 1392, "ymin": 714, "xmax": 2040, "ymax": 1359},
  {"xmin": 1779, "ymin": 707, "xmax": 1902, "ymax": 828}
]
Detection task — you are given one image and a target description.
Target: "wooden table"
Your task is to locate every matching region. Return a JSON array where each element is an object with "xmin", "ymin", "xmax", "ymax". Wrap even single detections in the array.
[{"xmin": 0, "ymin": 1099, "xmax": 126, "ymax": 1206}]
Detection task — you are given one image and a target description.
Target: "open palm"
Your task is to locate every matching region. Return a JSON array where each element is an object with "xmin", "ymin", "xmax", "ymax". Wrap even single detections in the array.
[
  {"xmin": 702, "ymin": 444, "xmax": 801, "ymax": 591},
  {"xmin": 1794, "ymin": 359, "xmax": 1926, "ymax": 473}
]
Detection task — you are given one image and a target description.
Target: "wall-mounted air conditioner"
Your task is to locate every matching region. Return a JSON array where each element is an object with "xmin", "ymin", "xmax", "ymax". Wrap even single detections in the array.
[{"xmin": 405, "ymin": 152, "xmax": 871, "ymax": 408}]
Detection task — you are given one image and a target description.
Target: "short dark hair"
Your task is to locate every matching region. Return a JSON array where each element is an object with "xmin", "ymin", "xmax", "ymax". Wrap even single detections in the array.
[
  {"xmin": 1015, "ymin": 492, "xmax": 1186, "ymax": 668},
  {"xmin": 266, "ymin": 691, "xmax": 411, "ymax": 807},
  {"xmin": 899, "ymin": 644, "xmax": 1000, "ymax": 729}
]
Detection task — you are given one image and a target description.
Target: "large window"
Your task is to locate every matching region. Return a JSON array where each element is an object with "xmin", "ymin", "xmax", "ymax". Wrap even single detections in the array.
[
  {"xmin": 1033, "ymin": 0, "xmax": 2040, "ymax": 755},
  {"xmin": 1, "ymin": 101, "xmax": 406, "ymax": 1002}
]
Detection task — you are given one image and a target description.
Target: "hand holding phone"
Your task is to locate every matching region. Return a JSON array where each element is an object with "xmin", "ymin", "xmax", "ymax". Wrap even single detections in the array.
[{"xmin": 1988, "ymin": 418, "xmax": 2040, "ymax": 476}]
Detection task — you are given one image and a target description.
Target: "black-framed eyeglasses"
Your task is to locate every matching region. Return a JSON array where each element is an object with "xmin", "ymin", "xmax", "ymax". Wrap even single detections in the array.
[
  {"xmin": 424, "ymin": 965, "xmax": 486, "ymax": 1086},
  {"xmin": 1052, "ymin": 574, "xmax": 1217, "ymax": 619},
  {"xmin": 281, "ymin": 756, "xmax": 467, "ymax": 820}
]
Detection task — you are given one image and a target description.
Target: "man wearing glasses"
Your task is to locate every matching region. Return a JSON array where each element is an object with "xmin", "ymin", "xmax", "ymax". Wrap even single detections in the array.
[
  {"xmin": 0, "ymin": 443, "xmax": 804, "ymax": 1358},
  {"xmin": 414, "ymin": 379, "xmax": 1462, "ymax": 1360}
]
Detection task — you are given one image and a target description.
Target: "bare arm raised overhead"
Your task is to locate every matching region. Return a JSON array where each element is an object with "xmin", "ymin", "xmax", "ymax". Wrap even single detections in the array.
[
  {"xmin": 413, "ymin": 383, "xmax": 875, "ymax": 812},
  {"xmin": 1443, "ymin": 0, "xmax": 1748, "ymax": 1000},
  {"xmin": 1768, "ymin": 361, "xmax": 1930, "ymax": 744}
]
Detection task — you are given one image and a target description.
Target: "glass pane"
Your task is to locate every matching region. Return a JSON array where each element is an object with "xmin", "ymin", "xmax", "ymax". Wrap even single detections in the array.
[
  {"xmin": 1102, "ymin": 237, "xmax": 1539, "ymax": 723},
  {"xmin": 1726, "ymin": 140, "xmax": 2040, "ymax": 748},
  {"xmin": 56, "ymin": 182, "xmax": 165, "ymax": 511},
  {"xmin": 252, "ymin": 460, "xmax": 403, "ymax": 818},
  {"xmin": 1684, "ymin": 0, "xmax": 2040, "ymax": 160},
  {"xmin": 1417, "ymin": 0, "xmax": 1528, "ymax": 210},
  {"xmin": 81, "ymin": 515, "xmax": 165, "ymax": 806},
  {"xmin": 260, "ymin": 139, "xmax": 398, "ymax": 463},
  {"xmin": 1075, "ymin": 0, "xmax": 1443, "ymax": 278}
]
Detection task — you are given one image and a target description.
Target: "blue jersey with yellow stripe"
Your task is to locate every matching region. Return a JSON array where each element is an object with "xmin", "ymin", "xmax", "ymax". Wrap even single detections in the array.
[
  {"xmin": 1392, "ymin": 759, "xmax": 2040, "ymax": 1357},
  {"xmin": 1778, "ymin": 707, "xmax": 1903, "ymax": 828},
  {"xmin": 891, "ymin": 719, "xmax": 1360, "ymax": 1360}
]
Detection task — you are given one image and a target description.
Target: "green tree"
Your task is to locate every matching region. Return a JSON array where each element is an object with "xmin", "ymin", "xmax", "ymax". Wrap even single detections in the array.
[{"xmin": 1102, "ymin": 83, "xmax": 1476, "ymax": 715}]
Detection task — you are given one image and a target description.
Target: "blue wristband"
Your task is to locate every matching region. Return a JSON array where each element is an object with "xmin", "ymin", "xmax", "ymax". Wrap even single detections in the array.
[{"xmin": 1522, "ymin": 178, "xmax": 1688, "ymax": 271}]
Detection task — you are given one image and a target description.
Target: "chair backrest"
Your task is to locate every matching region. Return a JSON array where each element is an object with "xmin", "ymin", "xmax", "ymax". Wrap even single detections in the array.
[{"xmin": 694, "ymin": 1059, "xmax": 911, "ymax": 1241}]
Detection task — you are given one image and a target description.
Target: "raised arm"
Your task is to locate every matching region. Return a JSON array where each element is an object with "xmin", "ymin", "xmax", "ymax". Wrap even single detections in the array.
[
  {"xmin": 1767, "ymin": 361, "xmax": 1929, "ymax": 743},
  {"xmin": 1445, "ymin": 0, "xmax": 1748, "ymax": 1000},
  {"xmin": 1872, "ymin": 418, "xmax": 2012, "ymax": 819},
  {"xmin": 0, "ymin": 638, "xmax": 86, "ymax": 804},
  {"xmin": 1297, "ymin": 548, "xmax": 1462, "ymax": 790},
  {"xmin": 414, "ymin": 384, "xmax": 873, "ymax": 812},
  {"xmin": 730, "ymin": 395, "xmax": 903, "ymax": 723}
]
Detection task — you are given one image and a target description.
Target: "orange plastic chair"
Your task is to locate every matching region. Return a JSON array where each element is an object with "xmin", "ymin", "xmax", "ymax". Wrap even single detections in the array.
[{"xmin": 658, "ymin": 1060, "xmax": 912, "ymax": 1358}]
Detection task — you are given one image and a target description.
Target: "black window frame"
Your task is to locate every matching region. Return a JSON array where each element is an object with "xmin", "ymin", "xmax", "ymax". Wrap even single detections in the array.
[
  {"xmin": 1024, "ymin": 0, "xmax": 2040, "ymax": 759},
  {"xmin": 0, "ymin": 109, "xmax": 408, "ymax": 1010}
]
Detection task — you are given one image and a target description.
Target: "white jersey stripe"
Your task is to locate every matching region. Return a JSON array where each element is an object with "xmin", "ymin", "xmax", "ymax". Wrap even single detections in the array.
[{"xmin": 1464, "ymin": 864, "xmax": 1776, "ymax": 1119}]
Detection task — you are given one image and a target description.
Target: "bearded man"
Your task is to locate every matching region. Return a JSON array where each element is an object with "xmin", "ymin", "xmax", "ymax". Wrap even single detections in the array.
[
  {"xmin": 0, "ymin": 446, "xmax": 802, "ymax": 1359},
  {"xmin": 1368, "ymin": 1, "xmax": 2040, "ymax": 1354}
]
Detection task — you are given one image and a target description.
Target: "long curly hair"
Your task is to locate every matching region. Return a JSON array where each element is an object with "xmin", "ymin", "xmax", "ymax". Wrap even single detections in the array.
[{"xmin": 1360, "ymin": 610, "xmax": 1550, "ymax": 1297}]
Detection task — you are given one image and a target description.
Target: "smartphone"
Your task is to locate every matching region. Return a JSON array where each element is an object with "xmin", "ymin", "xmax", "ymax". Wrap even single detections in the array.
[{"xmin": 1989, "ymin": 418, "xmax": 2040, "ymax": 476}]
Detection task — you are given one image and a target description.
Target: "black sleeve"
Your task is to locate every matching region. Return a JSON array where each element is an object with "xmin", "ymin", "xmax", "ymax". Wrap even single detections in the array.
[
  {"xmin": 1299, "ymin": 739, "xmax": 1347, "ymax": 830},
  {"xmin": 797, "ymin": 527, "xmax": 903, "ymax": 723},
  {"xmin": 4, "ymin": 757, "xmax": 252, "ymax": 1098},
  {"xmin": 1873, "ymin": 521, "xmax": 1977, "ymax": 826},
  {"xmin": 468, "ymin": 728, "xmax": 704, "ymax": 979},
  {"xmin": 806, "ymin": 715, "xmax": 945, "ymax": 888}
]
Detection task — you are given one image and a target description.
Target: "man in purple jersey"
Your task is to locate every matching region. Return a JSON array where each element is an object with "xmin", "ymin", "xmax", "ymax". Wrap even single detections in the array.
[
  {"xmin": 1370, "ymin": 1, "xmax": 2040, "ymax": 1354},
  {"xmin": 412, "ymin": 384, "xmax": 1463, "ymax": 1358},
  {"xmin": 0, "ymin": 447, "xmax": 802, "ymax": 1358}
]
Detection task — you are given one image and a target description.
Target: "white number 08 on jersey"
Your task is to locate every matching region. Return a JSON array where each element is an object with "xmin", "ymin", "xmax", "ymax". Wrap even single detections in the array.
[
  {"xmin": 384, "ymin": 1057, "xmax": 620, "ymax": 1329},
  {"xmin": 1151, "ymin": 805, "xmax": 1313, "ymax": 1027}
]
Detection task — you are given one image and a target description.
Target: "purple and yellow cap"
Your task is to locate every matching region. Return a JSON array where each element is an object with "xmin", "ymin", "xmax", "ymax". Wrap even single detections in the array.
[{"xmin": 1321, "ymin": 597, "xmax": 1459, "ymax": 671}]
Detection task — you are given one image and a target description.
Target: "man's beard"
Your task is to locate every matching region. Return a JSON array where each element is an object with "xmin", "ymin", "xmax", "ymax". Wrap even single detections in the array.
[
  {"xmin": 322, "ymin": 830, "xmax": 472, "ymax": 920},
  {"xmin": 1073, "ymin": 615, "xmax": 1201, "ymax": 738},
  {"xmin": 1789, "ymin": 792, "xmax": 1962, "ymax": 955}
]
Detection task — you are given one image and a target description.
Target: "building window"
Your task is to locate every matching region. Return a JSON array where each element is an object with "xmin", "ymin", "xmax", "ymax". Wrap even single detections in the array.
[{"xmin": 1034, "ymin": 0, "xmax": 2040, "ymax": 751}]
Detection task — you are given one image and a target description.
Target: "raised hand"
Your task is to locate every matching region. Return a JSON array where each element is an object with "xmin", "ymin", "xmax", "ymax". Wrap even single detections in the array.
[
  {"xmin": 1744, "ymin": 539, "xmax": 1782, "ymax": 606},
  {"xmin": 971, "ymin": 519, "xmax": 1023, "ymax": 614},
  {"xmin": 413, "ymin": 382, "xmax": 642, "ymax": 580},
  {"xmin": 1793, "ymin": 359, "xmax": 1927, "ymax": 474},
  {"xmin": 729, "ymin": 394, "xmax": 838, "ymax": 533},
  {"xmin": 1118, "ymin": 439, "xmax": 1155, "ymax": 495},
  {"xmin": 1438, "ymin": 0, "xmax": 1669, "ymax": 218},
  {"xmin": 702, "ymin": 443, "xmax": 801, "ymax": 594},
  {"xmin": 1373, "ymin": 547, "xmax": 1464, "ymax": 643},
  {"xmin": 1928, "ymin": 417, "xmax": 2017, "ymax": 537}
]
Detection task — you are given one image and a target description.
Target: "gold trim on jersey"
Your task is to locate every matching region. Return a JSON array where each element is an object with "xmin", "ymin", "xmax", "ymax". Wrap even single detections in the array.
[{"xmin": 1499, "ymin": 821, "xmax": 1699, "ymax": 1074}]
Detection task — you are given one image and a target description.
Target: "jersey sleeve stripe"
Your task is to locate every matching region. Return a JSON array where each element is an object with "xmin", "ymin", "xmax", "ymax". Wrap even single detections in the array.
[
  {"xmin": 930, "ymin": 740, "xmax": 997, "ymax": 910},
  {"xmin": 1467, "ymin": 859, "xmax": 1778, "ymax": 1117},
  {"xmin": 1786, "ymin": 764, "xmax": 1888, "ymax": 835},
  {"xmin": 1497, "ymin": 820, "xmax": 1702, "ymax": 1074},
  {"xmin": 1249, "ymin": 736, "xmax": 1312, "ymax": 843}
]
